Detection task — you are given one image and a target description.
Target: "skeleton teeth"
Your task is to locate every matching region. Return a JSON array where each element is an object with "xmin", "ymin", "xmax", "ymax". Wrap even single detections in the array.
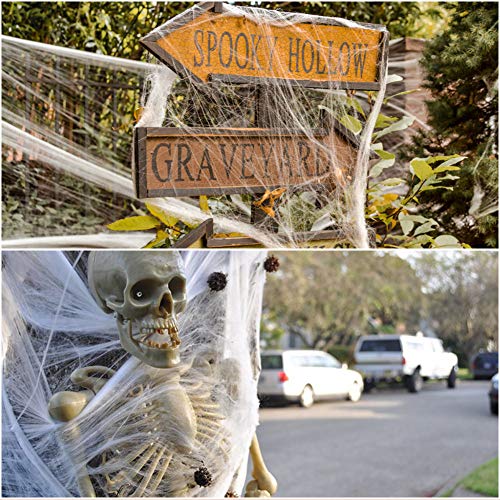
[{"xmin": 132, "ymin": 316, "xmax": 182, "ymax": 350}]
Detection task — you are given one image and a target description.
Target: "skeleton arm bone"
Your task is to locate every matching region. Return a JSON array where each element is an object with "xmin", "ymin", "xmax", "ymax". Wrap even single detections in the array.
[
  {"xmin": 245, "ymin": 434, "xmax": 278, "ymax": 497},
  {"xmin": 48, "ymin": 366, "xmax": 116, "ymax": 421},
  {"xmin": 48, "ymin": 366, "xmax": 116, "ymax": 497},
  {"xmin": 71, "ymin": 365, "xmax": 117, "ymax": 393}
]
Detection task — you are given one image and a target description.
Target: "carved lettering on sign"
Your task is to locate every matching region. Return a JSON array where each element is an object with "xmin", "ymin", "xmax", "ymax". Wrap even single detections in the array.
[
  {"xmin": 141, "ymin": 3, "xmax": 388, "ymax": 89},
  {"xmin": 133, "ymin": 128, "xmax": 357, "ymax": 199}
]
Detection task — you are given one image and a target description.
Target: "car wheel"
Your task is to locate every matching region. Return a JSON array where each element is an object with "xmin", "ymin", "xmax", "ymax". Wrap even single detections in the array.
[
  {"xmin": 347, "ymin": 382, "xmax": 362, "ymax": 402},
  {"xmin": 407, "ymin": 369, "xmax": 423, "ymax": 393},
  {"xmin": 491, "ymin": 402, "xmax": 498, "ymax": 415},
  {"xmin": 299, "ymin": 385, "xmax": 314, "ymax": 408},
  {"xmin": 447, "ymin": 367, "xmax": 457, "ymax": 389},
  {"xmin": 363, "ymin": 380, "xmax": 375, "ymax": 393}
]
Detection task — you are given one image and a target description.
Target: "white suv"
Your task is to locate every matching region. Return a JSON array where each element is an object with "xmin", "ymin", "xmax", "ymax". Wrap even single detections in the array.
[
  {"xmin": 354, "ymin": 334, "xmax": 458, "ymax": 393},
  {"xmin": 258, "ymin": 350, "xmax": 364, "ymax": 408}
]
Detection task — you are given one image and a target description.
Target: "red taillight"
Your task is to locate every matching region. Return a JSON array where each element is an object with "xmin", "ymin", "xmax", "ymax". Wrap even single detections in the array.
[
  {"xmin": 402, "ymin": 356, "xmax": 406, "ymax": 366},
  {"xmin": 278, "ymin": 371, "xmax": 289, "ymax": 383}
]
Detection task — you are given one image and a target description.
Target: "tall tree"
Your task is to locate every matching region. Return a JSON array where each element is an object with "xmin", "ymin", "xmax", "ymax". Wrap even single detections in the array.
[
  {"xmin": 412, "ymin": 2, "xmax": 498, "ymax": 247},
  {"xmin": 263, "ymin": 252, "xmax": 498, "ymax": 366},
  {"xmin": 413, "ymin": 252, "xmax": 498, "ymax": 365},
  {"xmin": 262, "ymin": 252, "xmax": 425, "ymax": 350}
]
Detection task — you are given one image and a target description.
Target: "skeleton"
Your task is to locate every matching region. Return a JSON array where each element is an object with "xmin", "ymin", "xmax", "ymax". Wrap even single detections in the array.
[{"xmin": 48, "ymin": 251, "xmax": 277, "ymax": 498}]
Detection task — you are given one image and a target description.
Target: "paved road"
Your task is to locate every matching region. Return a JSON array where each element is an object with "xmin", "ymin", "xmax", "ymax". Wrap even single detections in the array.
[{"xmin": 246, "ymin": 380, "xmax": 497, "ymax": 497}]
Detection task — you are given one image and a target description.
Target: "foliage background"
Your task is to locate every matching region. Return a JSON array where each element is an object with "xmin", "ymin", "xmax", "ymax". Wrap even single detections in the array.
[
  {"xmin": 262, "ymin": 251, "xmax": 498, "ymax": 367},
  {"xmin": 410, "ymin": 2, "xmax": 498, "ymax": 248}
]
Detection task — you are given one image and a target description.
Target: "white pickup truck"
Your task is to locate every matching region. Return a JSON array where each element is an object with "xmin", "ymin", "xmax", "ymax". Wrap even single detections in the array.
[{"xmin": 354, "ymin": 334, "xmax": 458, "ymax": 393}]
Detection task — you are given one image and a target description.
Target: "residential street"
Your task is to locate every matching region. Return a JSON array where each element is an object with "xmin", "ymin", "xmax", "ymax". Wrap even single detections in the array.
[{"xmin": 247, "ymin": 380, "xmax": 498, "ymax": 497}]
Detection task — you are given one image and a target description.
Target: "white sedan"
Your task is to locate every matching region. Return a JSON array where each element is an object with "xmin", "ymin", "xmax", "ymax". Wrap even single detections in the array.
[{"xmin": 258, "ymin": 349, "xmax": 364, "ymax": 408}]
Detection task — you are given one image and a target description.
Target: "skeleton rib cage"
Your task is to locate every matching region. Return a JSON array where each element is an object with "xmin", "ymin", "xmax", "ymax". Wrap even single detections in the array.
[{"xmin": 66, "ymin": 363, "xmax": 233, "ymax": 497}]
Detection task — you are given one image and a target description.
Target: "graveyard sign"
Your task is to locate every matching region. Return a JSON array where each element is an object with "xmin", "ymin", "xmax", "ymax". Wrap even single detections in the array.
[
  {"xmin": 141, "ymin": 2, "xmax": 389, "ymax": 89},
  {"xmin": 133, "ymin": 127, "xmax": 358, "ymax": 199}
]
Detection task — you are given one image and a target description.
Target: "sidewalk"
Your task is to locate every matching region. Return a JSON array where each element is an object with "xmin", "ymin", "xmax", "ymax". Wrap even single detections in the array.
[
  {"xmin": 435, "ymin": 458, "xmax": 498, "ymax": 498},
  {"xmin": 445, "ymin": 485, "xmax": 488, "ymax": 498}
]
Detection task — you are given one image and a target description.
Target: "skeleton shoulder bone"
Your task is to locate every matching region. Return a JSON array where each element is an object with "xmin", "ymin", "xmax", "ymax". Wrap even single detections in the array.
[{"xmin": 48, "ymin": 251, "xmax": 276, "ymax": 497}]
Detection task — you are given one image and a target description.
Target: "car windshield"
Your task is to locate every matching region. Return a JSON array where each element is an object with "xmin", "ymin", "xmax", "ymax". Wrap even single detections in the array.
[
  {"xmin": 261, "ymin": 354, "xmax": 283, "ymax": 369},
  {"xmin": 478, "ymin": 352, "xmax": 498, "ymax": 360},
  {"xmin": 359, "ymin": 339, "xmax": 402, "ymax": 352}
]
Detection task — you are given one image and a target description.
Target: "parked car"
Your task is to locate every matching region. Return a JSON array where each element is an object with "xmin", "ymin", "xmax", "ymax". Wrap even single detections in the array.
[
  {"xmin": 489, "ymin": 374, "xmax": 498, "ymax": 415},
  {"xmin": 258, "ymin": 350, "xmax": 364, "ymax": 408},
  {"xmin": 354, "ymin": 334, "xmax": 458, "ymax": 393},
  {"xmin": 471, "ymin": 352, "xmax": 498, "ymax": 380}
]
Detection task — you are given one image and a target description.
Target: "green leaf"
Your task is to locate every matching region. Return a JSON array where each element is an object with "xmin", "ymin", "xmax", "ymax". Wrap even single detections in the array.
[
  {"xmin": 408, "ymin": 234, "xmax": 434, "ymax": 247},
  {"xmin": 414, "ymin": 219, "xmax": 438, "ymax": 236},
  {"xmin": 434, "ymin": 235, "xmax": 462, "ymax": 248},
  {"xmin": 427, "ymin": 154, "xmax": 465, "ymax": 165},
  {"xmin": 400, "ymin": 214, "xmax": 429, "ymax": 224},
  {"xmin": 373, "ymin": 149, "xmax": 395, "ymax": 160},
  {"xmin": 398, "ymin": 214, "xmax": 431, "ymax": 235},
  {"xmin": 386, "ymin": 74, "xmax": 403, "ymax": 84},
  {"xmin": 339, "ymin": 114, "xmax": 362, "ymax": 135},
  {"xmin": 145, "ymin": 203, "xmax": 179, "ymax": 227},
  {"xmin": 384, "ymin": 89, "xmax": 420, "ymax": 104},
  {"xmin": 374, "ymin": 114, "xmax": 398, "ymax": 129},
  {"xmin": 370, "ymin": 149, "xmax": 396, "ymax": 177},
  {"xmin": 420, "ymin": 185, "xmax": 454, "ymax": 192},
  {"xmin": 433, "ymin": 166, "xmax": 461, "ymax": 174},
  {"xmin": 374, "ymin": 116, "xmax": 414, "ymax": 139},
  {"xmin": 398, "ymin": 214, "xmax": 414, "ymax": 235},
  {"xmin": 345, "ymin": 96, "xmax": 366, "ymax": 117},
  {"xmin": 107, "ymin": 215, "xmax": 160, "ymax": 231},
  {"xmin": 410, "ymin": 159, "xmax": 434, "ymax": 181},
  {"xmin": 319, "ymin": 105, "xmax": 363, "ymax": 135},
  {"xmin": 438, "ymin": 174, "xmax": 460, "ymax": 181},
  {"xmin": 379, "ymin": 177, "xmax": 406, "ymax": 186},
  {"xmin": 144, "ymin": 230, "xmax": 170, "ymax": 248},
  {"xmin": 199, "ymin": 195, "xmax": 210, "ymax": 213}
]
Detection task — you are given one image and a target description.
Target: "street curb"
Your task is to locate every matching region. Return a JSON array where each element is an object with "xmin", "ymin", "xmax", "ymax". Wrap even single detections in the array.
[
  {"xmin": 434, "ymin": 474, "xmax": 489, "ymax": 497},
  {"xmin": 434, "ymin": 474, "xmax": 463, "ymax": 497}
]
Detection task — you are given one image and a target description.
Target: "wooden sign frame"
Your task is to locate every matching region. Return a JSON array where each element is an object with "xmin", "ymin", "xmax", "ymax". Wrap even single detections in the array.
[
  {"xmin": 133, "ymin": 120, "xmax": 360, "ymax": 199},
  {"xmin": 140, "ymin": 2, "xmax": 390, "ymax": 90},
  {"xmin": 172, "ymin": 218, "xmax": 346, "ymax": 248}
]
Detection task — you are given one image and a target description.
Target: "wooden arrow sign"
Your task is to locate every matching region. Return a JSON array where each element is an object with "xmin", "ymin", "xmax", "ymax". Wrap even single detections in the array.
[
  {"xmin": 141, "ymin": 2, "xmax": 389, "ymax": 90},
  {"xmin": 133, "ymin": 126, "xmax": 357, "ymax": 199}
]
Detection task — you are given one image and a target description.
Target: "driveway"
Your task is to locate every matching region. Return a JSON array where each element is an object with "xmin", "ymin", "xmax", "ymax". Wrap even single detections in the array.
[{"xmin": 247, "ymin": 380, "xmax": 498, "ymax": 497}]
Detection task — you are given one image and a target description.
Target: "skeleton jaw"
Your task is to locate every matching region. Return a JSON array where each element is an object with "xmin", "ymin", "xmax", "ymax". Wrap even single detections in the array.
[
  {"xmin": 117, "ymin": 315, "xmax": 181, "ymax": 368},
  {"xmin": 133, "ymin": 316, "xmax": 181, "ymax": 349}
]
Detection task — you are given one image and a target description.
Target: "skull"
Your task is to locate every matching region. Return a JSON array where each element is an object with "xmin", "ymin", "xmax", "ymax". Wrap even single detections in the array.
[{"xmin": 87, "ymin": 251, "xmax": 187, "ymax": 368}]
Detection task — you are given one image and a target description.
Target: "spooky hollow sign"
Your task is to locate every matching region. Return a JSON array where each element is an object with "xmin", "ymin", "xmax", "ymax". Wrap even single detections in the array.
[
  {"xmin": 140, "ymin": 2, "xmax": 388, "ymax": 89},
  {"xmin": 134, "ymin": 127, "xmax": 357, "ymax": 198},
  {"xmin": 133, "ymin": 2, "xmax": 388, "ymax": 199}
]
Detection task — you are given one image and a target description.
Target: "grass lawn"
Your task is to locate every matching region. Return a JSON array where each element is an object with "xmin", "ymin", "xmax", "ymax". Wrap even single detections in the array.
[
  {"xmin": 458, "ymin": 368, "xmax": 472, "ymax": 380},
  {"xmin": 461, "ymin": 458, "xmax": 498, "ymax": 497}
]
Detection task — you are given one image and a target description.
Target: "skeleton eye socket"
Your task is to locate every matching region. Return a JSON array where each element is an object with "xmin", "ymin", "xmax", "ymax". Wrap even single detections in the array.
[
  {"xmin": 169, "ymin": 276, "xmax": 186, "ymax": 301},
  {"xmin": 130, "ymin": 279, "xmax": 158, "ymax": 302}
]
